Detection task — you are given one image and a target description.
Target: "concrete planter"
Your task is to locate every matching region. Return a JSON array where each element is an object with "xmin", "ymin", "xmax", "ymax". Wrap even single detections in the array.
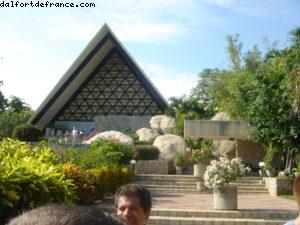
[
  {"xmin": 193, "ymin": 164, "xmax": 207, "ymax": 178},
  {"xmin": 176, "ymin": 166, "xmax": 182, "ymax": 175},
  {"xmin": 214, "ymin": 185, "xmax": 237, "ymax": 210}
]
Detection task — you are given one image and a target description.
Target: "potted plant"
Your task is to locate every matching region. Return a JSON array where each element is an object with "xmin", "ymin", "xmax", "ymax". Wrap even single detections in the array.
[
  {"xmin": 190, "ymin": 146, "xmax": 213, "ymax": 178},
  {"xmin": 172, "ymin": 152, "xmax": 184, "ymax": 175},
  {"xmin": 203, "ymin": 154, "xmax": 250, "ymax": 210},
  {"xmin": 186, "ymin": 139, "xmax": 213, "ymax": 178}
]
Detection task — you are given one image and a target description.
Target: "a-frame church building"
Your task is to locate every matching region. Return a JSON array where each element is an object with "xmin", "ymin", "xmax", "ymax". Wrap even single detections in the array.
[{"xmin": 29, "ymin": 24, "xmax": 168, "ymax": 133}]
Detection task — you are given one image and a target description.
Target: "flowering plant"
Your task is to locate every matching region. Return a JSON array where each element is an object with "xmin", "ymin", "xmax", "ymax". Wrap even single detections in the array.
[
  {"xmin": 190, "ymin": 147, "xmax": 212, "ymax": 164},
  {"xmin": 203, "ymin": 154, "xmax": 250, "ymax": 190}
]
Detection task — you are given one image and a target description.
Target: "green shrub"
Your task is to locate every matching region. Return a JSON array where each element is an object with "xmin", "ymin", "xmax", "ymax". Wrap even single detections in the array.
[
  {"xmin": 89, "ymin": 139, "xmax": 133, "ymax": 165},
  {"xmin": 0, "ymin": 139, "xmax": 76, "ymax": 223},
  {"xmin": 63, "ymin": 164, "xmax": 132, "ymax": 202},
  {"xmin": 263, "ymin": 145, "xmax": 278, "ymax": 171},
  {"xmin": 133, "ymin": 145, "xmax": 160, "ymax": 160},
  {"xmin": 172, "ymin": 152, "xmax": 184, "ymax": 167},
  {"xmin": 12, "ymin": 123, "xmax": 42, "ymax": 142},
  {"xmin": 134, "ymin": 139, "xmax": 155, "ymax": 145}
]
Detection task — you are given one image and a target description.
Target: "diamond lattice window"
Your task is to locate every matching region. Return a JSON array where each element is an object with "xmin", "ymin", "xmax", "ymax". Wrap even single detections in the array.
[{"xmin": 55, "ymin": 50, "xmax": 164, "ymax": 121}]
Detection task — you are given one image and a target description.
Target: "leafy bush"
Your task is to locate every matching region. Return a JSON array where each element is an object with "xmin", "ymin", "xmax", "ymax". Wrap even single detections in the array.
[
  {"xmin": 134, "ymin": 139, "xmax": 155, "ymax": 145},
  {"xmin": 263, "ymin": 145, "xmax": 278, "ymax": 171},
  {"xmin": 190, "ymin": 148, "xmax": 213, "ymax": 164},
  {"xmin": 133, "ymin": 145, "xmax": 160, "ymax": 160},
  {"xmin": 63, "ymin": 164, "xmax": 132, "ymax": 203},
  {"xmin": 12, "ymin": 123, "xmax": 42, "ymax": 142},
  {"xmin": 0, "ymin": 139, "xmax": 76, "ymax": 223},
  {"xmin": 60, "ymin": 140, "xmax": 133, "ymax": 168},
  {"xmin": 89, "ymin": 139, "xmax": 133, "ymax": 165},
  {"xmin": 172, "ymin": 152, "xmax": 184, "ymax": 167},
  {"xmin": 0, "ymin": 109, "xmax": 33, "ymax": 138}
]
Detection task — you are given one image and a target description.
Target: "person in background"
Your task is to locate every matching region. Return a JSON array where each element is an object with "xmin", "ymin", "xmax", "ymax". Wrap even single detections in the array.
[
  {"xmin": 6, "ymin": 204, "xmax": 124, "ymax": 225},
  {"xmin": 284, "ymin": 175, "xmax": 300, "ymax": 225},
  {"xmin": 115, "ymin": 183, "xmax": 152, "ymax": 225}
]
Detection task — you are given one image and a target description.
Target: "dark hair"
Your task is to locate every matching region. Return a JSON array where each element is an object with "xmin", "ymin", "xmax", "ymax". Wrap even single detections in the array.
[
  {"xmin": 115, "ymin": 183, "xmax": 152, "ymax": 212},
  {"xmin": 6, "ymin": 204, "xmax": 124, "ymax": 225}
]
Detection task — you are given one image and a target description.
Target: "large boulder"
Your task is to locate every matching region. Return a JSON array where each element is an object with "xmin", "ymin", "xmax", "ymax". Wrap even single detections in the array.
[
  {"xmin": 211, "ymin": 112, "xmax": 235, "ymax": 156},
  {"xmin": 136, "ymin": 128, "xmax": 160, "ymax": 141},
  {"xmin": 150, "ymin": 115, "xmax": 175, "ymax": 134},
  {"xmin": 213, "ymin": 140, "xmax": 236, "ymax": 156},
  {"xmin": 153, "ymin": 134, "xmax": 186, "ymax": 160},
  {"xmin": 83, "ymin": 130, "xmax": 134, "ymax": 145},
  {"xmin": 211, "ymin": 112, "xmax": 230, "ymax": 121}
]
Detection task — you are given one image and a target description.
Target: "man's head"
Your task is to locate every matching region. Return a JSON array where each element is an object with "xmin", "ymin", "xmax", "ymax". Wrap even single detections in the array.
[
  {"xmin": 6, "ymin": 204, "xmax": 124, "ymax": 225},
  {"xmin": 115, "ymin": 183, "xmax": 152, "ymax": 225}
]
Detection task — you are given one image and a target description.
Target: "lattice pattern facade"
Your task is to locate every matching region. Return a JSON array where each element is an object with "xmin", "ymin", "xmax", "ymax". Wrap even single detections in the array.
[{"xmin": 55, "ymin": 50, "xmax": 164, "ymax": 121}]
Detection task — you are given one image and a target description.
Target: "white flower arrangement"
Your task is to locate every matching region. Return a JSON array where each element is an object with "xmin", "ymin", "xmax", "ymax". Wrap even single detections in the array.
[{"xmin": 203, "ymin": 154, "xmax": 250, "ymax": 190}]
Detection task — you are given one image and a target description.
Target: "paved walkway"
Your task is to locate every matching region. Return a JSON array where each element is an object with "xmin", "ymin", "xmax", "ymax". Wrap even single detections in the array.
[
  {"xmin": 151, "ymin": 193, "xmax": 297, "ymax": 212},
  {"xmin": 102, "ymin": 193, "xmax": 297, "ymax": 212}
]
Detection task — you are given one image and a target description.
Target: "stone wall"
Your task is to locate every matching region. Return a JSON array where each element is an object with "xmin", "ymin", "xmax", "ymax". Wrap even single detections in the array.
[
  {"xmin": 95, "ymin": 115, "xmax": 152, "ymax": 133},
  {"xmin": 135, "ymin": 160, "xmax": 169, "ymax": 175},
  {"xmin": 264, "ymin": 177, "xmax": 293, "ymax": 196}
]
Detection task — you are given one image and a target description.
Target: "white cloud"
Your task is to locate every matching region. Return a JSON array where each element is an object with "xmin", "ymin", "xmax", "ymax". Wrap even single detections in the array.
[{"xmin": 140, "ymin": 62, "xmax": 199, "ymax": 101}]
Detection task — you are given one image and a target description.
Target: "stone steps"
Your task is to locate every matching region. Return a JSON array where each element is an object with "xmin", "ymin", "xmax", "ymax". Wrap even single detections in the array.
[
  {"xmin": 148, "ymin": 188, "xmax": 268, "ymax": 194},
  {"xmin": 99, "ymin": 205, "xmax": 296, "ymax": 225},
  {"xmin": 148, "ymin": 215, "xmax": 288, "ymax": 225},
  {"xmin": 134, "ymin": 175, "xmax": 269, "ymax": 194}
]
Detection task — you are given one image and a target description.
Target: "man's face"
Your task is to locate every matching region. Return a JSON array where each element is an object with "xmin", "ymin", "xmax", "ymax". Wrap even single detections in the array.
[{"xmin": 116, "ymin": 195, "xmax": 150, "ymax": 225}]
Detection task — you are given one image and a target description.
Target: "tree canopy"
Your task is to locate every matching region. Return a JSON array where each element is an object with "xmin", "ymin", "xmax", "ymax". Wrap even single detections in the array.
[{"xmin": 191, "ymin": 27, "xmax": 300, "ymax": 170}]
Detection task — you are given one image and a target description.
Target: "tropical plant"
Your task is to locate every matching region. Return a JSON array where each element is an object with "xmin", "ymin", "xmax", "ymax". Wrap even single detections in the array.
[
  {"xmin": 60, "ymin": 139, "xmax": 133, "ymax": 168},
  {"xmin": 0, "ymin": 139, "xmax": 76, "ymax": 223},
  {"xmin": 12, "ymin": 123, "xmax": 42, "ymax": 142},
  {"xmin": 204, "ymin": 154, "xmax": 249, "ymax": 190},
  {"xmin": 263, "ymin": 145, "xmax": 278, "ymax": 171},
  {"xmin": 133, "ymin": 145, "xmax": 160, "ymax": 160},
  {"xmin": 172, "ymin": 152, "xmax": 184, "ymax": 167},
  {"xmin": 190, "ymin": 147, "xmax": 213, "ymax": 164}
]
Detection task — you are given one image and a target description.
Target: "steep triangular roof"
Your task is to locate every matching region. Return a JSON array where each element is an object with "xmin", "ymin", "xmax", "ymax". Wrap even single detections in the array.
[{"xmin": 29, "ymin": 24, "xmax": 168, "ymax": 129}]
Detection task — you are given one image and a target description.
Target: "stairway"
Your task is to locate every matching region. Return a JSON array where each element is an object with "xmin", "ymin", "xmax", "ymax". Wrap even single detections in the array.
[
  {"xmin": 133, "ymin": 174, "xmax": 269, "ymax": 194},
  {"xmin": 148, "ymin": 208, "xmax": 297, "ymax": 225},
  {"xmin": 98, "ymin": 204, "xmax": 296, "ymax": 225}
]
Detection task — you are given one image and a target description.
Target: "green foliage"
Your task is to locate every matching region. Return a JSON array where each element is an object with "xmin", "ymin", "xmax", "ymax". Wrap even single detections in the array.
[
  {"xmin": 8, "ymin": 96, "xmax": 30, "ymax": 112},
  {"xmin": 133, "ymin": 145, "xmax": 160, "ymax": 160},
  {"xmin": 63, "ymin": 164, "xmax": 132, "ymax": 203},
  {"xmin": 12, "ymin": 123, "xmax": 42, "ymax": 142},
  {"xmin": 226, "ymin": 34, "xmax": 243, "ymax": 71},
  {"xmin": 0, "ymin": 139, "xmax": 77, "ymax": 223},
  {"xmin": 186, "ymin": 138, "xmax": 213, "ymax": 164},
  {"xmin": 192, "ymin": 28, "xmax": 300, "ymax": 170},
  {"xmin": 60, "ymin": 139, "xmax": 133, "ymax": 168},
  {"xmin": 166, "ymin": 96, "xmax": 213, "ymax": 136},
  {"xmin": 172, "ymin": 152, "xmax": 184, "ymax": 167},
  {"xmin": 263, "ymin": 145, "xmax": 278, "ymax": 170},
  {"xmin": 0, "ymin": 81, "xmax": 8, "ymax": 114},
  {"xmin": 0, "ymin": 109, "xmax": 33, "ymax": 139},
  {"xmin": 134, "ymin": 139, "xmax": 155, "ymax": 145},
  {"xmin": 89, "ymin": 139, "xmax": 133, "ymax": 165}
]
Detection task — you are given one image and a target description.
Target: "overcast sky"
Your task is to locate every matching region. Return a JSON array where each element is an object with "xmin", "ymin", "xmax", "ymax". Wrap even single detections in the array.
[{"xmin": 0, "ymin": 0, "xmax": 299, "ymax": 109}]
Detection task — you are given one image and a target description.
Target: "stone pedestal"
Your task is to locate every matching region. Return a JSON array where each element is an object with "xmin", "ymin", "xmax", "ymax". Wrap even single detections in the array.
[
  {"xmin": 176, "ymin": 166, "xmax": 182, "ymax": 175},
  {"xmin": 194, "ymin": 164, "xmax": 207, "ymax": 178},
  {"xmin": 214, "ymin": 185, "xmax": 237, "ymax": 210}
]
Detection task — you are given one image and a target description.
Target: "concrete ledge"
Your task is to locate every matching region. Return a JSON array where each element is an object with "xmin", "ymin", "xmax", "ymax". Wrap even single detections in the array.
[
  {"xmin": 264, "ymin": 177, "xmax": 294, "ymax": 196},
  {"xmin": 184, "ymin": 120, "xmax": 247, "ymax": 140}
]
